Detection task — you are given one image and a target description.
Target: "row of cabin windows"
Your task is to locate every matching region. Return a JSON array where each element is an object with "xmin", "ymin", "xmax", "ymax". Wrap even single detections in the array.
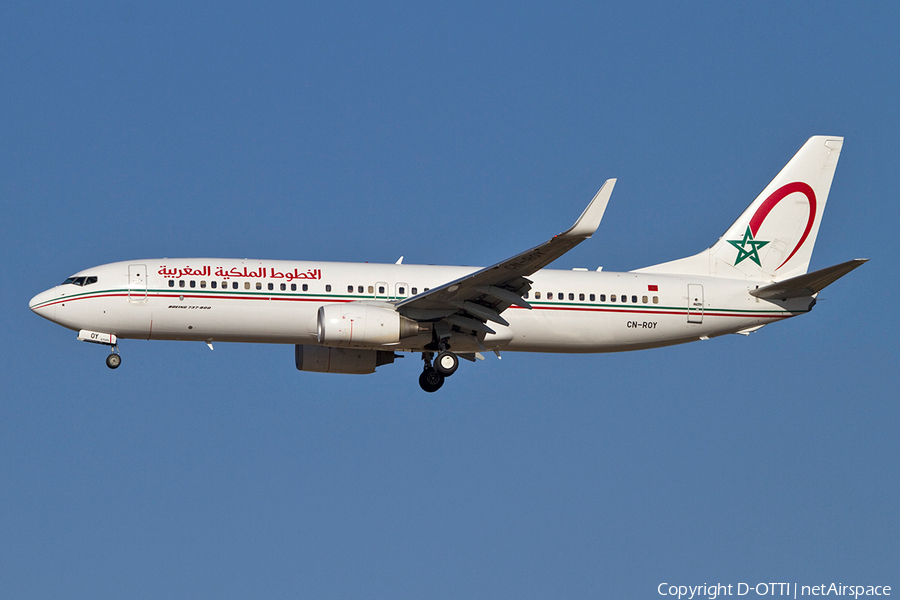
[
  {"xmin": 168, "ymin": 280, "xmax": 310, "ymax": 291},
  {"xmin": 166, "ymin": 280, "xmax": 431, "ymax": 296},
  {"xmin": 523, "ymin": 291, "xmax": 659, "ymax": 304},
  {"xmin": 345, "ymin": 285, "xmax": 428, "ymax": 296},
  {"xmin": 163, "ymin": 280, "xmax": 656, "ymax": 304}
]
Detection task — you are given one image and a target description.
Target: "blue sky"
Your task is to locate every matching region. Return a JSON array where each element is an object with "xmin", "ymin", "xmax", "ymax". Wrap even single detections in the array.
[{"xmin": 2, "ymin": 2, "xmax": 898, "ymax": 598}]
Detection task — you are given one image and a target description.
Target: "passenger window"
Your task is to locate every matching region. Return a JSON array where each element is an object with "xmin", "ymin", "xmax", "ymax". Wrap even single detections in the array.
[
  {"xmin": 358, "ymin": 286, "xmax": 364, "ymax": 293},
  {"xmin": 378, "ymin": 285, "xmax": 385, "ymax": 294},
  {"xmin": 642, "ymin": 295, "xmax": 648, "ymax": 304},
  {"xmin": 600, "ymin": 294, "xmax": 606, "ymax": 302},
  {"xmin": 621, "ymin": 294, "xmax": 626, "ymax": 302},
  {"xmin": 411, "ymin": 287, "xmax": 418, "ymax": 295},
  {"xmin": 368, "ymin": 285, "xmax": 374, "ymax": 293},
  {"xmin": 653, "ymin": 296, "xmax": 659, "ymax": 304},
  {"xmin": 523, "ymin": 291, "xmax": 529, "ymax": 299},
  {"xmin": 244, "ymin": 282, "xmax": 250, "ymax": 290},
  {"xmin": 568, "ymin": 293, "xmax": 574, "ymax": 301},
  {"xmin": 233, "ymin": 282, "xmax": 239, "ymax": 289},
  {"xmin": 589, "ymin": 293, "xmax": 595, "ymax": 301},
  {"xmin": 211, "ymin": 281, "xmax": 217, "ymax": 289},
  {"xmin": 326, "ymin": 284, "xmax": 332, "ymax": 292},
  {"xmin": 579, "ymin": 293, "xmax": 584, "ymax": 301},
  {"xmin": 632, "ymin": 295, "xmax": 638, "ymax": 303},
  {"xmin": 256, "ymin": 282, "xmax": 262, "ymax": 290},
  {"xmin": 168, "ymin": 280, "xmax": 175, "ymax": 288},
  {"xmin": 190, "ymin": 280, "xmax": 196, "ymax": 288},
  {"xmin": 281, "ymin": 283, "xmax": 286, "ymax": 291},
  {"xmin": 535, "ymin": 291, "xmax": 541, "ymax": 299},
  {"xmin": 290, "ymin": 283, "xmax": 296, "ymax": 291},
  {"xmin": 547, "ymin": 292, "xmax": 553, "ymax": 300},
  {"xmin": 398, "ymin": 286, "xmax": 405, "ymax": 295},
  {"xmin": 200, "ymin": 281, "xmax": 206, "ymax": 288},
  {"xmin": 268, "ymin": 283, "xmax": 274, "ymax": 291},
  {"xmin": 559, "ymin": 292, "xmax": 563, "ymax": 299},
  {"xmin": 610, "ymin": 294, "xmax": 616, "ymax": 302},
  {"xmin": 302, "ymin": 284, "xmax": 308, "ymax": 292},
  {"xmin": 348, "ymin": 285, "xmax": 354, "ymax": 293}
]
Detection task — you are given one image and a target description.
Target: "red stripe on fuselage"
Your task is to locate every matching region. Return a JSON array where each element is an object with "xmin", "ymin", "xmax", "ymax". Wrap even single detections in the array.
[{"xmin": 38, "ymin": 290, "xmax": 794, "ymax": 320}]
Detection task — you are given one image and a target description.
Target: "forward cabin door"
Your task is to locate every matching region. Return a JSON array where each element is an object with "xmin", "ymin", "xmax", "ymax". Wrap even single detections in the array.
[
  {"xmin": 687, "ymin": 284, "xmax": 703, "ymax": 324},
  {"xmin": 128, "ymin": 264, "xmax": 148, "ymax": 303}
]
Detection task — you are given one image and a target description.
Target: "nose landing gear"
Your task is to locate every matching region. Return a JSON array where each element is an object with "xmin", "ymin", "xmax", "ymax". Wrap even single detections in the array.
[
  {"xmin": 76, "ymin": 330, "xmax": 121, "ymax": 370},
  {"xmin": 105, "ymin": 346, "xmax": 121, "ymax": 369}
]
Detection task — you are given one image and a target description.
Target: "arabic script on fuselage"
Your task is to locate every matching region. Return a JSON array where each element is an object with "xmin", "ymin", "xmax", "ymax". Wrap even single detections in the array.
[{"xmin": 157, "ymin": 265, "xmax": 322, "ymax": 281}]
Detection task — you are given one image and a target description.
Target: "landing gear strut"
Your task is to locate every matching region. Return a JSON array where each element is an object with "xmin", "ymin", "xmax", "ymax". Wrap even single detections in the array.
[
  {"xmin": 418, "ymin": 348, "xmax": 461, "ymax": 392},
  {"xmin": 418, "ymin": 351, "xmax": 444, "ymax": 393},
  {"xmin": 106, "ymin": 346, "xmax": 121, "ymax": 369},
  {"xmin": 419, "ymin": 367, "xmax": 444, "ymax": 393}
]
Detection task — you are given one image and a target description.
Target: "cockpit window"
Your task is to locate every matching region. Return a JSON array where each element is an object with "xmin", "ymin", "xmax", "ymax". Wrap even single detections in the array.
[{"xmin": 61, "ymin": 276, "xmax": 98, "ymax": 286}]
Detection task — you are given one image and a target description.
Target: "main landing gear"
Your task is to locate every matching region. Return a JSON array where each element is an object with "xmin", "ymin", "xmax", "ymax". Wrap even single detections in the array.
[
  {"xmin": 105, "ymin": 346, "xmax": 121, "ymax": 369},
  {"xmin": 418, "ymin": 350, "xmax": 460, "ymax": 392}
]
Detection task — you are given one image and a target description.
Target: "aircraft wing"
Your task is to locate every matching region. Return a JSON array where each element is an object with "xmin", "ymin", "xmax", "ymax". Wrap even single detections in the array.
[
  {"xmin": 396, "ymin": 179, "xmax": 616, "ymax": 332},
  {"xmin": 749, "ymin": 258, "xmax": 868, "ymax": 300}
]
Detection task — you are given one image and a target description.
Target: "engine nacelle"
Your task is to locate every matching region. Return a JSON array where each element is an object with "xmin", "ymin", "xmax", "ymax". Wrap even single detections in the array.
[
  {"xmin": 317, "ymin": 303, "xmax": 421, "ymax": 347},
  {"xmin": 294, "ymin": 345, "xmax": 396, "ymax": 374}
]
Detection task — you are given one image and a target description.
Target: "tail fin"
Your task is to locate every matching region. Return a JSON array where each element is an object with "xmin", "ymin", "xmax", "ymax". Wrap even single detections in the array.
[{"xmin": 635, "ymin": 136, "xmax": 844, "ymax": 282}]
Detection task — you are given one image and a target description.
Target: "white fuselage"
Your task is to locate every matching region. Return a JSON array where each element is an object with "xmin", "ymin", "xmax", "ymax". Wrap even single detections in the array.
[{"xmin": 29, "ymin": 258, "xmax": 811, "ymax": 354}]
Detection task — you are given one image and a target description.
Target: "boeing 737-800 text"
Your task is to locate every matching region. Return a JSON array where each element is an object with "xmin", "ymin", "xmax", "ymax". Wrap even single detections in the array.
[{"xmin": 30, "ymin": 136, "xmax": 866, "ymax": 391}]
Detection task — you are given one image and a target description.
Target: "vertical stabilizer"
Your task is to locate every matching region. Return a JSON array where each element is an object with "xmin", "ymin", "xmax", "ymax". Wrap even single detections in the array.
[{"xmin": 634, "ymin": 136, "xmax": 843, "ymax": 282}]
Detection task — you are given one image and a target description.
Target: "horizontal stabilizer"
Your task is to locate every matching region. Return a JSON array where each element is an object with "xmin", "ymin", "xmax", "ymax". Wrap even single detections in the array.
[{"xmin": 750, "ymin": 258, "xmax": 867, "ymax": 300}]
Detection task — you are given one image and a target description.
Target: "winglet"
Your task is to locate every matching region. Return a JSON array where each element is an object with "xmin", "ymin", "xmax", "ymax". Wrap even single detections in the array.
[{"xmin": 561, "ymin": 179, "xmax": 616, "ymax": 238}]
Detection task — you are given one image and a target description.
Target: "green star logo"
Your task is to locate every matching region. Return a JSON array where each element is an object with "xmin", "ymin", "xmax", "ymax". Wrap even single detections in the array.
[{"xmin": 727, "ymin": 226, "xmax": 770, "ymax": 267}]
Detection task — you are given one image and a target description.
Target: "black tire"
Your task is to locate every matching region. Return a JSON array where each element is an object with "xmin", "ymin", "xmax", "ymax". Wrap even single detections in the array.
[
  {"xmin": 106, "ymin": 354, "xmax": 121, "ymax": 369},
  {"xmin": 434, "ymin": 351, "xmax": 459, "ymax": 377},
  {"xmin": 418, "ymin": 368, "xmax": 444, "ymax": 392}
]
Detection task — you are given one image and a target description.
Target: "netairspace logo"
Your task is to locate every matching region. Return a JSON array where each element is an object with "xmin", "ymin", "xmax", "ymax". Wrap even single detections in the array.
[{"xmin": 657, "ymin": 582, "xmax": 892, "ymax": 600}]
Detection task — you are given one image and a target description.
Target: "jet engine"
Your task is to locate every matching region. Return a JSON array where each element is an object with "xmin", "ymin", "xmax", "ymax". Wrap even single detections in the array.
[
  {"xmin": 295, "ymin": 345, "xmax": 397, "ymax": 374},
  {"xmin": 317, "ymin": 303, "xmax": 421, "ymax": 347}
]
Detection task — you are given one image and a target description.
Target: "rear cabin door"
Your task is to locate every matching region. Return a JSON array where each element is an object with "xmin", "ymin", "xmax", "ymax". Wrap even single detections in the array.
[
  {"xmin": 687, "ymin": 284, "xmax": 703, "ymax": 324},
  {"xmin": 128, "ymin": 264, "xmax": 147, "ymax": 303}
]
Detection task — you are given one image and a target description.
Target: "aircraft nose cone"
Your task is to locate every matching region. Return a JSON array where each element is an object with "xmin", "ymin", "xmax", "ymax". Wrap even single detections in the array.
[{"xmin": 29, "ymin": 289, "xmax": 57, "ymax": 321}]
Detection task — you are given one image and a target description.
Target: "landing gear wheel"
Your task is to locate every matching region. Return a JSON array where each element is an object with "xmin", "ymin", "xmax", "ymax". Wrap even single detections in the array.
[
  {"xmin": 106, "ymin": 353, "xmax": 121, "ymax": 369},
  {"xmin": 419, "ymin": 368, "xmax": 444, "ymax": 393},
  {"xmin": 435, "ymin": 351, "xmax": 459, "ymax": 377}
]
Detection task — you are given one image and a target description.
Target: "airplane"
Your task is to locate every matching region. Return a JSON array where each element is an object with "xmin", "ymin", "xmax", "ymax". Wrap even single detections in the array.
[{"xmin": 29, "ymin": 136, "xmax": 866, "ymax": 392}]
